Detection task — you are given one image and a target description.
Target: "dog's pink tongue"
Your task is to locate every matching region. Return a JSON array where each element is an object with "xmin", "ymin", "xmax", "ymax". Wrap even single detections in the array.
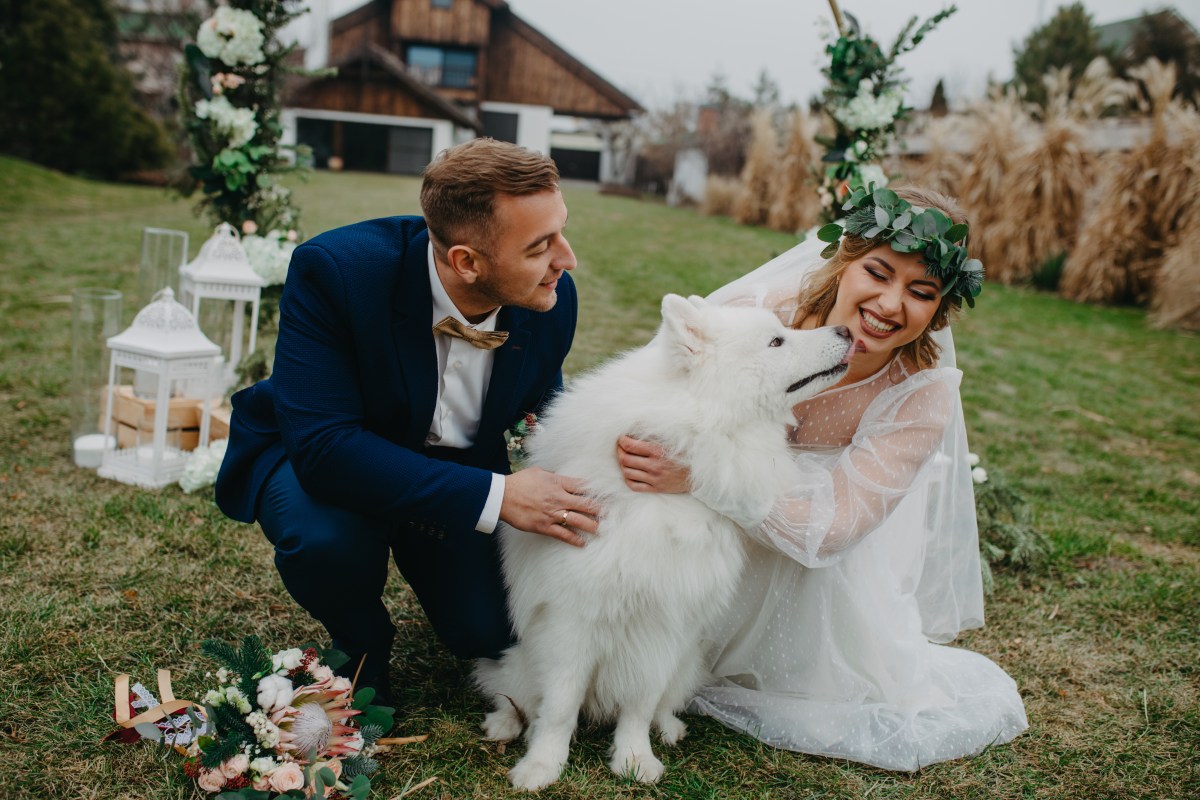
[{"xmin": 840, "ymin": 340, "xmax": 867, "ymax": 365}]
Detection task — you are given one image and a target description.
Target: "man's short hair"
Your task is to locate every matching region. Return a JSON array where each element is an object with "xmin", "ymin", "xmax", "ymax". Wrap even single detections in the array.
[{"xmin": 420, "ymin": 138, "xmax": 560, "ymax": 255}]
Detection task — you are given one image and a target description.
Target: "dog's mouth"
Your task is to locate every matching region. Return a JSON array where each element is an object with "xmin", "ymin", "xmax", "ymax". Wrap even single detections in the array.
[
  {"xmin": 786, "ymin": 363, "xmax": 849, "ymax": 394},
  {"xmin": 785, "ymin": 340, "xmax": 864, "ymax": 394}
]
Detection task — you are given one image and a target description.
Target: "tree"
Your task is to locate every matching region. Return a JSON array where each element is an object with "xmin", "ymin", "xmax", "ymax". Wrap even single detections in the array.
[
  {"xmin": 1125, "ymin": 11, "xmax": 1200, "ymax": 105},
  {"xmin": 929, "ymin": 78, "xmax": 949, "ymax": 116},
  {"xmin": 1012, "ymin": 3, "xmax": 1115, "ymax": 110},
  {"xmin": 0, "ymin": 0, "xmax": 172, "ymax": 178}
]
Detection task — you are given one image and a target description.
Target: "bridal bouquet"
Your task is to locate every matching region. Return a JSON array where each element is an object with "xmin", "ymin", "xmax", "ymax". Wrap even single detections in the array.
[{"xmin": 184, "ymin": 637, "xmax": 393, "ymax": 799}]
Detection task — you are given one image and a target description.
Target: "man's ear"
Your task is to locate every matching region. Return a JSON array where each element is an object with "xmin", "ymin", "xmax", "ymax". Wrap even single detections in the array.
[
  {"xmin": 445, "ymin": 244, "xmax": 483, "ymax": 284},
  {"xmin": 661, "ymin": 293, "xmax": 708, "ymax": 356}
]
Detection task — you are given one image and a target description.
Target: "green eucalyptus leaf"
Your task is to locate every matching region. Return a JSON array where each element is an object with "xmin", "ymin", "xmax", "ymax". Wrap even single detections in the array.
[
  {"xmin": 893, "ymin": 211, "xmax": 912, "ymax": 230},
  {"xmin": 319, "ymin": 767, "xmax": 337, "ymax": 784},
  {"xmin": 134, "ymin": 722, "xmax": 164, "ymax": 741},
  {"xmin": 351, "ymin": 686, "xmax": 376, "ymax": 710},
  {"xmin": 864, "ymin": 225, "xmax": 883, "ymax": 238},
  {"xmin": 817, "ymin": 223, "xmax": 844, "ymax": 243},
  {"xmin": 892, "ymin": 230, "xmax": 917, "ymax": 248},
  {"xmin": 946, "ymin": 223, "xmax": 969, "ymax": 243},
  {"xmin": 963, "ymin": 257, "xmax": 984, "ymax": 275},
  {"xmin": 874, "ymin": 205, "xmax": 890, "ymax": 228},
  {"xmin": 821, "ymin": 241, "xmax": 840, "ymax": 259},
  {"xmin": 872, "ymin": 187, "xmax": 900, "ymax": 208}
]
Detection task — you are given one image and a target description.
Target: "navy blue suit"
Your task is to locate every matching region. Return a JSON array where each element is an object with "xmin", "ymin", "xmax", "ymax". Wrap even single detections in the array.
[{"xmin": 215, "ymin": 216, "xmax": 576, "ymax": 676}]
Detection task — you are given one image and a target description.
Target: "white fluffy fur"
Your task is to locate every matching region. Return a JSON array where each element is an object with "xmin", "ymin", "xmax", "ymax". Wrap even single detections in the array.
[{"xmin": 475, "ymin": 294, "xmax": 852, "ymax": 791}]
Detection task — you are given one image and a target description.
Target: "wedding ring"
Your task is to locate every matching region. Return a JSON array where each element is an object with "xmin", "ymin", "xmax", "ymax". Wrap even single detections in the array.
[{"xmin": 560, "ymin": 510, "xmax": 569, "ymax": 526}]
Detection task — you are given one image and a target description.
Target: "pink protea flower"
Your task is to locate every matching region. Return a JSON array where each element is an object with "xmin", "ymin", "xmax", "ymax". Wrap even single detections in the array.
[{"xmin": 270, "ymin": 682, "xmax": 363, "ymax": 758}]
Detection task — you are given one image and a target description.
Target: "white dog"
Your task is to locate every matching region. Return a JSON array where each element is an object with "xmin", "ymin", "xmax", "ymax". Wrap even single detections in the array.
[{"xmin": 475, "ymin": 294, "xmax": 854, "ymax": 791}]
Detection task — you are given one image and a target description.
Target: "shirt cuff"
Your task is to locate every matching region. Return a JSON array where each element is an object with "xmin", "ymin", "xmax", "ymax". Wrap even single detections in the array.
[{"xmin": 475, "ymin": 472, "xmax": 505, "ymax": 533}]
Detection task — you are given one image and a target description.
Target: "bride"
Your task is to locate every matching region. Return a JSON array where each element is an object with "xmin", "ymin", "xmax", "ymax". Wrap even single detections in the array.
[{"xmin": 617, "ymin": 186, "xmax": 1028, "ymax": 771}]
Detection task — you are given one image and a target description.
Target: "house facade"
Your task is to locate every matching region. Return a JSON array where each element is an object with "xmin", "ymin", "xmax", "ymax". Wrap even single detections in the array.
[{"xmin": 284, "ymin": 0, "xmax": 642, "ymax": 179}]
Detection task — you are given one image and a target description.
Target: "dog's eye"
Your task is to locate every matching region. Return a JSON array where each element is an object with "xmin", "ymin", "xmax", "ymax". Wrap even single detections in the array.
[{"xmin": 769, "ymin": 337, "xmax": 784, "ymax": 348}]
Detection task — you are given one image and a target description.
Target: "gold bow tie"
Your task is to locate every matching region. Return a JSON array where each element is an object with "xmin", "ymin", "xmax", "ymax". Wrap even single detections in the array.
[{"xmin": 432, "ymin": 315, "xmax": 509, "ymax": 350}]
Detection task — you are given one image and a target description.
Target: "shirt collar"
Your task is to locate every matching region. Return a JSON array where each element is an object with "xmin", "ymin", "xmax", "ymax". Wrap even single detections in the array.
[{"xmin": 427, "ymin": 241, "xmax": 500, "ymax": 332}]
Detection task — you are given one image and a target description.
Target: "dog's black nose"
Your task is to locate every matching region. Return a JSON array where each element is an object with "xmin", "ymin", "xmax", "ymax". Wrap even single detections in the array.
[{"xmin": 832, "ymin": 325, "xmax": 851, "ymax": 340}]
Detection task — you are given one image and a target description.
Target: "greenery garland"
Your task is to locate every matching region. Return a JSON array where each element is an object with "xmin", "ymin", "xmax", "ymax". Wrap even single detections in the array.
[
  {"xmin": 818, "ymin": 4, "xmax": 957, "ymax": 220},
  {"xmin": 177, "ymin": 1, "xmax": 323, "ymax": 235}
]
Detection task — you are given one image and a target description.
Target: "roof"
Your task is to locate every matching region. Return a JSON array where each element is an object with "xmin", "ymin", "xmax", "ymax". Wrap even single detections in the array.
[
  {"xmin": 1096, "ymin": 7, "xmax": 1199, "ymax": 52},
  {"xmin": 292, "ymin": 41, "xmax": 483, "ymax": 130}
]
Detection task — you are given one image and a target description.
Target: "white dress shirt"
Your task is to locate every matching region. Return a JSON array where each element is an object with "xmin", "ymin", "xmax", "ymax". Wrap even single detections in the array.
[{"xmin": 426, "ymin": 243, "xmax": 505, "ymax": 533}]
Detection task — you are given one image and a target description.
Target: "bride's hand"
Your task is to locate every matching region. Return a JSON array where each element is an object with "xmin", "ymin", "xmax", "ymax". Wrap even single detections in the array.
[{"xmin": 616, "ymin": 435, "xmax": 691, "ymax": 493}]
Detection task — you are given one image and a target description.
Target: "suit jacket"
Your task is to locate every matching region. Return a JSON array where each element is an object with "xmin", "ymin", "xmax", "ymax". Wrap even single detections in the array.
[{"xmin": 214, "ymin": 216, "xmax": 577, "ymax": 532}]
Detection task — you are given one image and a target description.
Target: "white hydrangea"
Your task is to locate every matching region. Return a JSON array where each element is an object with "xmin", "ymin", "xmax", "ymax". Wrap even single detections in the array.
[
  {"xmin": 180, "ymin": 438, "xmax": 228, "ymax": 493},
  {"xmin": 197, "ymin": 6, "xmax": 265, "ymax": 66},
  {"xmin": 243, "ymin": 231, "xmax": 296, "ymax": 286},
  {"xmin": 204, "ymin": 688, "xmax": 225, "ymax": 707},
  {"xmin": 833, "ymin": 79, "xmax": 904, "ymax": 131},
  {"xmin": 855, "ymin": 163, "xmax": 888, "ymax": 190},
  {"xmin": 195, "ymin": 95, "xmax": 258, "ymax": 148},
  {"xmin": 271, "ymin": 647, "xmax": 304, "ymax": 673}
]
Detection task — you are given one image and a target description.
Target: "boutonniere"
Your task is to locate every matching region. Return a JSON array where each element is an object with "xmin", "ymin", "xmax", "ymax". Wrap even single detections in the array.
[{"xmin": 505, "ymin": 413, "xmax": 538, "ymax": 471}]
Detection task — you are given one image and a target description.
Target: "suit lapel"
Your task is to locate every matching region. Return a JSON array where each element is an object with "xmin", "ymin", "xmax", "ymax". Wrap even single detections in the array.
[
  {"xmin": 479, "ymin": 305, "xmax": 531, "ymax": 442},
  {"xmin": 391, "ymin": 230, "xmax": 438, "ymax": 445}
]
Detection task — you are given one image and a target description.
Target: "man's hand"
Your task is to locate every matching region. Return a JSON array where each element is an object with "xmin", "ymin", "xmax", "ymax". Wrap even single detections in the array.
[
  {"xmin": 616, "ymin": 435, "xmax": 691, "ymax": 494},
  {"xmin": 499, "ymin": 467, "xmax": 601, "ymax": 547}
]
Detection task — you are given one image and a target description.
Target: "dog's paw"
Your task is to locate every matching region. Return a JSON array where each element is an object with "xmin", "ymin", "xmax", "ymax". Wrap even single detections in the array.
[
  {"xmin": 508, "ymin": 756, "xmax": 563, "ymax": 791},
  {"xmin": 482, "ymin": 707, "xmax": 524, "ymax": 743},
  {"xmin": 610, "ymin": 750, "xmax": 665, "ymax": 784},
  {"xmin": 655, "ymin": 714, "xmax": 688, "ymax": 746}
]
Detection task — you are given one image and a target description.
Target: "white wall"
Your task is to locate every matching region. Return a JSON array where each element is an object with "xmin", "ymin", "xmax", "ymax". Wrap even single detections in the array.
[{"xmin": 479, "ymin": 102, "xmax": 554, "ymax": 154}]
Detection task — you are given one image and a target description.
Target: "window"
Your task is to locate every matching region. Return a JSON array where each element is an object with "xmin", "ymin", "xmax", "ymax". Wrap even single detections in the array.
[
  {"xmin": 431, "ymin": 0, "xmax": 453, "ymax": 7},
  {"xmin": 406, "ymin": 45, "xmax": 476, "ymax": 88}
]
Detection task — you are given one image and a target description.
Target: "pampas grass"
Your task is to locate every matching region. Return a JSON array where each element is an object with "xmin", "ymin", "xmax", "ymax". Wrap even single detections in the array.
[
  {"xmin": 765, "ymin": 108, "xmax": 821, "ymax": 234},
  {"xmin": 899, "ymin": 116, "xmax": 967, "ymax": 197},
  {"xmin": 1061, "ymin": 60, "xmax": 1199, "ymax": 304},
  {"xmin": 1149, "ymin": 104, "xmax": 1200, "ymax": 329},
  {"xmin": 983, "ymin": 62, "xmax": 1130, "ymax": 285},
  {"xmin": 701, "ymin": 175, "xmax": 741, "ymax": 217},
  {"xmin": 958, "ymin": 90, "xmax": 1032, "ymax": 273},
  {"xmin": 732, "ymin": 109, "xmax": 778, "ymax": 226}
]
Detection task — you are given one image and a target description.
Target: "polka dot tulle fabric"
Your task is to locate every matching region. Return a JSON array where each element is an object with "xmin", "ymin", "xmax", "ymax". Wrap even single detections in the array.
[{"xmin": 691, "ymin": 240, "xmax": 1028, "ymax": 770}]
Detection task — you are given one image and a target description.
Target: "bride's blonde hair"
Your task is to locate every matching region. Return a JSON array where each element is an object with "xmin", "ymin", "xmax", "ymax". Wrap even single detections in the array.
[{"xmin": 793, "ymin": 186, "xmax": 969, "ymax": 369}]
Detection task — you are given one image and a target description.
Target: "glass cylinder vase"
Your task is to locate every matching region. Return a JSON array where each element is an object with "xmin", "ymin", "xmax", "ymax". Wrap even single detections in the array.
[{"xmin": 71, "ymin": 288, "xmax": 122, "ymax": 467}]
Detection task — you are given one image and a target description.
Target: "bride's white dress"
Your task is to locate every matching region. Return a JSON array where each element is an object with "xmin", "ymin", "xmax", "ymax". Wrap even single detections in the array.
[{"xmin": 689, "ymin": 240, "xmax": 1028, "ymax": 771}]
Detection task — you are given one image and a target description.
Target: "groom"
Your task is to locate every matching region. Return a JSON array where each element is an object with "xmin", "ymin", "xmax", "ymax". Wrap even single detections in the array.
[{"xmin": 215, "ymin": 138, "xmax": 599, "ymax": 698}]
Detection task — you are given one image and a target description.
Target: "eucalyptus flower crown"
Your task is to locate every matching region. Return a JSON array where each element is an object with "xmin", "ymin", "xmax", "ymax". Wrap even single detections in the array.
[{"xmin": 817, "ymin": 185, "xmax": 985, "ymax": 308}]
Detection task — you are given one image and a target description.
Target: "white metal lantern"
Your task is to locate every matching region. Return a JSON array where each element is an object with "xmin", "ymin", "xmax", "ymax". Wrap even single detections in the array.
[
  {"xmin": 179, "ymin": 222, "xmax": 265, "ymax": 390},
  {"xmin": 98, "ymin": 288, "xmax": 221, "ymax": 489}
]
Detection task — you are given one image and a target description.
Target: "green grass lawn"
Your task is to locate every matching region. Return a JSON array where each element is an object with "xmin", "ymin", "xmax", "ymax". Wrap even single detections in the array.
[{"xmin": 1, "ymin": 157, "xmax": 1197, "ymax": 799}]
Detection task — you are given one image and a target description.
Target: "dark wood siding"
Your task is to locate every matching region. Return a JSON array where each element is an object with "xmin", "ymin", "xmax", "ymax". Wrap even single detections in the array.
[
  {"xmin": 329, "ymin": 9, "xmax": 387, "ymax": 64},
  {"xmin": 290, "ymin": 73, "xmax": 445, "ymax": 120},
  {"xmin": 484, "ymin": 18, "xmax": 632, "ymax": 118},
  {"xmin": 391, "ymin": 0, "xmax": 489, "ymax": 46}
]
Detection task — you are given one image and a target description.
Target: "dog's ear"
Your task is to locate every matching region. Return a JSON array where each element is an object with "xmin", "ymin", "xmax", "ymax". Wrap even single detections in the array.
[{"xmin": 661, "ymin": 293, "xmax": 708, "ymax": 356}]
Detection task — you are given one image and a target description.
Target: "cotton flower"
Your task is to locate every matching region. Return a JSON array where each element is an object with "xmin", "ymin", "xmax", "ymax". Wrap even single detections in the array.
[
  {"xmin": 248, "ymin": 755, "xmax": 277, "ymax": 777},
  {"xmin": 257, "ymin": 674, "xmax": 295, "ymax": 713},
  {"xmin": 972, "ymin": 466, "xmax": 989, "ymax": 484},
  {"xmin": 268, "ymin": 762, "xmax": 305, "ymax": 793},
  {"xmin": 180, "ymin": 439, "xmax": 228, "ymax": 493}
]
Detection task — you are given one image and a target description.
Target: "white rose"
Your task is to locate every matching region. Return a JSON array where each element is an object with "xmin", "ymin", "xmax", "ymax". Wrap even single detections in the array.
[
  {"xmin": 197, "ymin": 768, "xmax": 225, "ymax": 793},
  {"xmin": 220, "ymin": 754, "xmax": 250, "ymax": 779},
  {"xmin": 271, "ymin": 647, "xmax": 303, "ymax": 673}
]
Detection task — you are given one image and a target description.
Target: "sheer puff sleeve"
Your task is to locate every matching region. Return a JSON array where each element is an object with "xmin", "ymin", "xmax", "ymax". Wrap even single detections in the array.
[{"xmin": 746, "ymin": 368, "xmax": 960, "ymax": 569}]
